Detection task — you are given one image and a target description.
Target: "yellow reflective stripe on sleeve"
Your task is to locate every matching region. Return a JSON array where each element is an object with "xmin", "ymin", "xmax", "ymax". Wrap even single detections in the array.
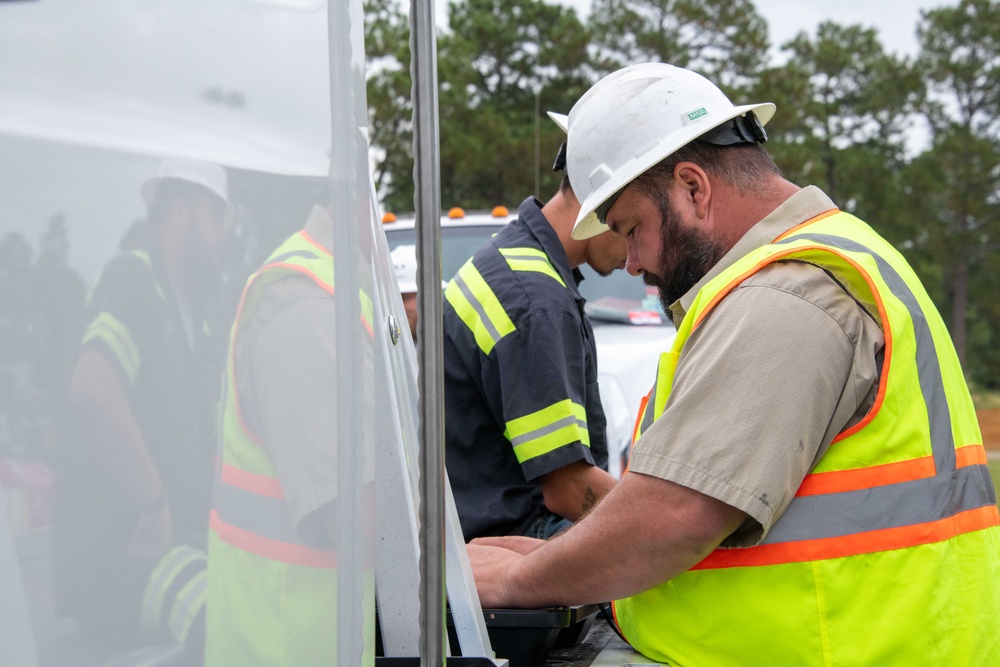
[
  {"xmin": 81, "ymin": 312, "xmax": 141, "ymax": 385},
  {"xmin": 141, "ymin": 545, "xmax": 205, "ymax": 634},
  {"xmin": 504, "ymin": 398, "xmax": 590, "ymax": 463},
  {"xmin": 168, "ymin": 569, "xmax": 207, "ymax": 644},
  {"xmin": 445, "ymin": 261, "xmax": 516, "ymax": 354},
  {"xmin": 499, "ymin": 247, "xmax": 566, "ymax": 287}
]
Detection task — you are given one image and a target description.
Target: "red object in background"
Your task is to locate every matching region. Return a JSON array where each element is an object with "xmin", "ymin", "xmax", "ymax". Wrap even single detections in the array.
[{"xmin": 0, "ymin": 458, "xmax": 54, "ymax": 535}]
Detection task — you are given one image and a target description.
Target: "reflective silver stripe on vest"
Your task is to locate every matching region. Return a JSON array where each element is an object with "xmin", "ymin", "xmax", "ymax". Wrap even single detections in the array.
[
  {"xmin": 452, "ymin": 272, "xmax": 504, "ymax": 346},
  {"xmin": 213, "ymin": 479, "xmax": 309, "ymax": 547},
  {"xmin": 736, "ymin": 232, "xmax": 996, "ymax": 545},
  {"xmin": 762, "ymin": 464, "xmax": 994, "ymax": 544},
  {"xmin": 774, "ymin": 233, "xmax": 955, "ymax": 472}
]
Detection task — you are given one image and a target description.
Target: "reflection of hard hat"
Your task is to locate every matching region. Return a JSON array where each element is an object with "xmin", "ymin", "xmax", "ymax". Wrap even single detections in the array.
[
  {"xmin": 391, "ymin": 244, "xmax": 419, "ymax": 293},
  {"xmin": 141, "ymin": 158, "xmax": 229, "ymax": 206},
  {"xmin": 566, "ymin": 63, "xmax": 775, "ymax": 240}
]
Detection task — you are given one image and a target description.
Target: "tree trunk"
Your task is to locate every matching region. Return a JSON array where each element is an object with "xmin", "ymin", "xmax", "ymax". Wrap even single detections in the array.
[{"xmin": 950, "ymin": 253, "xmax": 969, "ymax": 373}]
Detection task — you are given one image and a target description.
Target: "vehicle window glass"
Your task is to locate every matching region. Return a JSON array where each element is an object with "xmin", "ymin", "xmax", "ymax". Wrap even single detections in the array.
[{"xmin": 385, "ymin": 225, "xmax": 500, "ymax": 282}]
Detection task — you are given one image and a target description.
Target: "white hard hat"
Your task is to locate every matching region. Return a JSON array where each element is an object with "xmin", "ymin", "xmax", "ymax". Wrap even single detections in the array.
[
  {"xmin": 391, "ymin": 244, "xmax": 419, "ymax": 293},
  {"xmin": 567, "ymin": 63, "xmax": 775, "ymax": 240},
  {"xmin": 141, "ymin": 158, "xmax": 229, "ymax": 206}
]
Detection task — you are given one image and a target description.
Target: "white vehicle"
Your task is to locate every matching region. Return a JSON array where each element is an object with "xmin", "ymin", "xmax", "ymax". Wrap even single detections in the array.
[{"xmin": 383, "ymin": 207, "xmax": 677, "ymax": 477}]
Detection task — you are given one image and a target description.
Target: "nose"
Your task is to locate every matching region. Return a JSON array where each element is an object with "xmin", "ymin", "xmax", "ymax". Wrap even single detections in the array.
[{"xmin": 625, "ymin": 241, "xmax": 644, "ymax": 277}]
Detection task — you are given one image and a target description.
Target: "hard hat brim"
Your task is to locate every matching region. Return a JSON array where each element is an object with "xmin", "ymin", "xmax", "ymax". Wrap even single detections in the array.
[
  {"xmin": 547, "ymin": 112, "xmax": 569, "ymax": 133},
  {"xmin": 571, "ymin": 101, "xmax": 775, "ymax": 241}
]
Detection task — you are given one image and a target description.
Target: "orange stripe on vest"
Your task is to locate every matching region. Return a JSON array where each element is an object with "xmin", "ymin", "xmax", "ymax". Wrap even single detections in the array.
[
  {"xmin": 691, "ymin": 504, "xmax": 1000, "ymax": 569},
  {"xmin": 210, "ymin": 509, "xmax": 335, "ymax": 569}
]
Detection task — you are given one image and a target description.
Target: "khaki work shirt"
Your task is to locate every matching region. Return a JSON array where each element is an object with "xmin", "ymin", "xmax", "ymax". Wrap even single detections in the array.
[
  {"xmin": 235, "ymin": 207, "xmax": 374, "ymax": 544},
  {"xmin": 628, "ymin": 187, "xmax": 885, "ymax": 546}
]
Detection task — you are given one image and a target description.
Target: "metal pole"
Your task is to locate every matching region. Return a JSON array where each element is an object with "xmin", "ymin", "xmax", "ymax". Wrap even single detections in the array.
[
  {"xmin": 329, "ymin": 2, "xmax": 370, "ymax": 664},
  {"xmin": 410, "ymin": 0, "xmax": 446, "ymax": 665},
  {"xmin": 534, "ymin": 89, "xmax": 540, "ymax": 196}
]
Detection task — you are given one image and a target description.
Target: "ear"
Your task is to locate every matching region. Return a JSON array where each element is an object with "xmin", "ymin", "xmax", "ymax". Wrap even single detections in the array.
[{"xmin": 673, "ymin": 162, "xmax": 711, "ymax": 219}]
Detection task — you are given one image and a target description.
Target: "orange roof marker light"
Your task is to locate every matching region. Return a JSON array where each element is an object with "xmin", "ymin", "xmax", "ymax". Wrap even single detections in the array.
[
  {"xmin": 382, "ymin": 212, "xmax": 397, "ymax": 224},
  {"xmin": 448, "ymin": 207, "xmax": 465, "ymax": 219},
  {"xmin": 491, "ymin": 206, "xmax": 509, "ymax": 217}
]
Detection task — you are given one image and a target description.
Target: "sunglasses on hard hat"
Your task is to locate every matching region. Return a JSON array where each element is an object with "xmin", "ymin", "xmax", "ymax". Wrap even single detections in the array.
[
  {"xmin": 596, "ymin": 187, "xmax": 625, "ymax": 226},
  {"xmin": 697, "ymin": 110, "xmax": 768, "ymax": 147}
]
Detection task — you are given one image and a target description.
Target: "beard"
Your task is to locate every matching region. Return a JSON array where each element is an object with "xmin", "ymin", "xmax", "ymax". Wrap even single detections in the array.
[{"xmin": 642, "ymin": 194, "xmax": 724, "ymax": 312}]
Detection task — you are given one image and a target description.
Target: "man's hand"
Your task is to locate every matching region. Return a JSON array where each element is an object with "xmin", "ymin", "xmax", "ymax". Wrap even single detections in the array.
[
  {"xmin": 467, "ymin": 542, "xmax": 521, "ymax": 608},
  {"xmin": 466, "ymin": 471, "xmax": 748, "ymax": 610},
  {"xmin": 127, "ymin": 504, "xmax": 172, "ymax": 560}
]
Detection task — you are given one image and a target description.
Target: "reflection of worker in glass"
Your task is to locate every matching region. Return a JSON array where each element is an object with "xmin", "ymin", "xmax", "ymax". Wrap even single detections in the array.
[
  {"xmin": 391, "ymin": 244, "xmax": 419, "ymax": 342},
  {"xmin": 205, "ymin": 204, "xmax": 374, "ymax": 666},
  {"xmin": 53, "ymin": 158, "xmax": 229, "ymax": 655}
]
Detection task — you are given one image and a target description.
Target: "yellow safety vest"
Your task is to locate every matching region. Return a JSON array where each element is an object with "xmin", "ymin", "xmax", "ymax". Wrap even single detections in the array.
[
  {"xmin": 615, "ymin": 210, "xmax": 1000, "ymax": 666},
  {"xmin": 204, "ymin": 229, "xmax": 373, "ymax": 666}
]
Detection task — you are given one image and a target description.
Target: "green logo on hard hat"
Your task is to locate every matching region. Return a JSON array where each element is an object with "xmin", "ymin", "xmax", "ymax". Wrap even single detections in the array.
[{"xmin": 688, "ymin": 108, "xmax": 708, "ymax": 121}]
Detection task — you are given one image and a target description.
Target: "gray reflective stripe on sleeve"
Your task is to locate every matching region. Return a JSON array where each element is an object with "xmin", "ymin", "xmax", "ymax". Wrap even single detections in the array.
[
  {"xmin": 168, "ymin": 569, "xmax": 208, "ymax": 644},
  {"xmin": 775, "ymin": 233, "xmax": 956, "ymax": 472},
  {"xmin": 761, "ymin": 463, "xmax": 995, "ymax": 544},
  {"xmin": 213, "ymin": 480, "xmax": 304, "ymax": 546},
  {"xmin": 509, "ymin": 414, "xmax": 590, "ymax": 448},
  {"xmin": 453, "ymin": 272, "xmax": 504, "ymax": 346},
  {"xmin": 141, "ymin": 545, "xmax": 204, "ymax": 633},
  {"xmin": 501, "ymin": 253, "xmax": 547, "ymax": 262}
]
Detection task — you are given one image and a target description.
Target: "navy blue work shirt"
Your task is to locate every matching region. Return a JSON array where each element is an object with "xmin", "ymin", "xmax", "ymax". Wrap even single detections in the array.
[{"xmin": 443, "ymin": 196, "xmax": 609, "ymax": 539}]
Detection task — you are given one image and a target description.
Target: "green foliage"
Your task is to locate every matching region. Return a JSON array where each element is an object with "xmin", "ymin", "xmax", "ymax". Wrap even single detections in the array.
[
  {"xmin": 910, "ymin": 0, "xmax": 1000, "ymax": 375},
  {"xmin": 365, "ymin": 0, "xmax": 413, "ymax": 213},
  {"xmin": 436, "ymin": 0, "xmax": 592, "ymax": 209},
  {"xmin": 756, "ymin": 22, "xmax": 919, "ymax": 218},
  {"xmin": 589, "ymin": 0, "xmax": 769, "ymax": 92}
]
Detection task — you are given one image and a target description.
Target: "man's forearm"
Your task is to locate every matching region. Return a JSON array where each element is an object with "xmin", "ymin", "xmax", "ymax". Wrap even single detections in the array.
[
  {"xmin": 70, "ymin": 348, "xmax": 162, "ymax": 506},
  {"xmin": 495, "ymin": 471, "xmax": 746, "ymax": 608},
  {"xmin": 540, "ymin": 460, "xmax": 617, "ymax": 521}
]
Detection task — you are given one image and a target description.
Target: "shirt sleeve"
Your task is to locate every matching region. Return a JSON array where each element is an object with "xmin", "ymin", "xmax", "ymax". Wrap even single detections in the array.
[
  {"xmin": 485, "ymin": 308, "xmax": 597, "ymax": 481},
  {"xmin": 79, "ymin": 253, "xmax": 154, "ymax": 389},
  {"xmin": 628, "ymin": 261, "xmax": 883, "ymax": 545},
  {"xmin": 249, "ymin": 280, "xmax": 340, "ymax": 531}
]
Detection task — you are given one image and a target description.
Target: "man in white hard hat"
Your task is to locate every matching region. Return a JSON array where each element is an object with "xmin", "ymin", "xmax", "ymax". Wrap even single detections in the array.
[
  {"xmin": 444, "ymin": 128, "xmax": 627, "ymax": 542},
  {"xmin": 391, "ymin": 244, "xmax": 421, "ymax": 342},
  {"xmin": 54, "ymin": 158, "xmax": 230, "ymax": 656},
  {"xmin": 469, "ymin": 63, "xmax": 1000, "ymax": 665}
]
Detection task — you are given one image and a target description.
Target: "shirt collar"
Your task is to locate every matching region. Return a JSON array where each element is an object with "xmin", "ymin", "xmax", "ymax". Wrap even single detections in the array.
[
  {"xmin": 669, "ymin": 186, "xmax": 838, "ymax": 325},
  {"xmin": 303, "ymin": 205, "xmax": 334, "ymax": 253},
  {"xmin": 516, "ymin": 196, "xmax": 583, "ymax": 293}
]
